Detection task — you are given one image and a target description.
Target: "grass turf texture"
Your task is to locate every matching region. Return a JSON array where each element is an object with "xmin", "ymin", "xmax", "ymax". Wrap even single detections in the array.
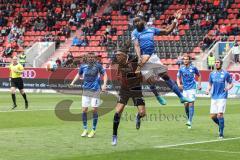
[{"xmin": 0, "ymin": 92, "xmax": 239, "ymax": 160}]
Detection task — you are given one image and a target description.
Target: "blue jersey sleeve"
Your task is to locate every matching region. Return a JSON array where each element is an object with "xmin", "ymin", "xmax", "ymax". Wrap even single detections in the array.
[
  {"xmin": 194, "ymin": 67, "xmax": 200, "ymax": 76},
  {"xmin": 177, "ymin": 69, "xmax": 182, "ymax": 77},
  {"xmin": 78, "ymin": 65, "xmax": 84, "ymax": 75},
  {"xmin": 131, "ymin": 30, "xmax": 138, "ymax": 42},
  {"xmin": 226, "ymin": 72, "xmax": 233, "ymax": 84},
  {"xmin": 151, "ymin": 27, "xmax": 161, "ymax": 35},
  {"xmin": 97, "ymin": 63, "xmax": 105, "ymax": 75},
  {"xmin": 209, "ymin": 73, "xmax": 213, "ymax": 84}
]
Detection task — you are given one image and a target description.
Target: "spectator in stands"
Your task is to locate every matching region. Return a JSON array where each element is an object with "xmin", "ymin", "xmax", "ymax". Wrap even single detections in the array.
[
  {"xmin": 56, "ymin": 58, "xmax": 62, "ymax": 67},
  {"xmin": 237, "ymin": 9, "xmax": 240, "ymax": 19},
  {"xmin": 100, "ymin": 34, "xmax": 108, "ymax": 46},
  {"xmin": 60, "ymin": 24, "xmax": 71, "ymax": 38},
  {"xmin": 82, "ymin": 36, "xmax": 89, "ymax": 46},
  {"xmin": 69, "ymin": 16, "xmax": 76, "ymax": 26},
  {"xmin": 147, "ymin": 14, "xmax": 155, "ymax": 26},
  {"xmin": 72, "ymin": 36, "xmax": 80, "ymax": 46},
  {"xmin": 103, "ymin": 4, "xmax": 113, "ymax": 16},
  {"xmin": 54, "ymin": 36, "xmax": 61, "ymax": 48},
  {"xmin": 182, "ymin": 15, "xmax": 190, "ymax": 25},
  {"xmin": 0, "ymin": 16, "xmax": 7, "ymax": 26},
  {"xmin": 76, "ymin": 10, "xmax": 82, "ymax": 23},
  {"xmin": 0, "ymin": 36, "xmax": 4, "ymax": 46},
  {"xmin": 17, "ymin": 36, "xmax": 24, "ymax": 47},
  {"xmin": 34, "ymin": 18, "xmax": 46, "ymax": 31},
  {"xmin": 3, "ymin": 44, "xmax": 13, "ymax": 56},
  {"xmin": 66, "ymin": 52, "xmax": 74, "ymax": 67},
  {"xmin": 201, "ymin": 35, "xmax": 213, "ymax": 51},
  {"xmin": 207, "ymin": 52, "xmax": 215, "ymax": 70},
  {"xmin": 232, "ymin": 42, "xmax": 240, "ymax": 63},
  {"xmin": 0, "ymin": 56, "xmax": 4, "ymax": 67}
]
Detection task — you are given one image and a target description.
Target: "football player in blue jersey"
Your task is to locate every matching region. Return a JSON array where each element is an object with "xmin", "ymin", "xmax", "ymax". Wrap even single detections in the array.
[
  {"xmin": 177, "ymin": 54, "xmax": 202, "ymax": 129},
  {"xmin": 131, "ymin": 10, "xmax": 193, "ymax": 104},
  {"xmin": 206, "ymin": 59, "xmax": 233, "ymax": 139},
  {"xmin": 70, "ymin": 52, "xmax": 108, "ymax": 138}
]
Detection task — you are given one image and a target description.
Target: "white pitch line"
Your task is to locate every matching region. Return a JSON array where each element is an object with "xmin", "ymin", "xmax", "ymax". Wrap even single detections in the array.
[
  {"xmin": 154, "ymin": 137, "xmax": 240, "ymax": 149},
  {"xmin": 167, "ymin": 148, "xmax": 240, "ymax": 154},
  {"xmin": 0, "ymin": 108, "xmax": 82, "ymax": 112}
]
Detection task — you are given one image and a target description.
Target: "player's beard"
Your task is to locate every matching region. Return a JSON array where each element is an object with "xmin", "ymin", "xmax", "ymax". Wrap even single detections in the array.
[{"xmin": 136, "ymin": 22, "xmax": 145, "ymax": 32}]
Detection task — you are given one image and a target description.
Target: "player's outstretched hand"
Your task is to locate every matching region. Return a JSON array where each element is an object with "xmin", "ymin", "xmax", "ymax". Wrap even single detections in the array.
[
  {"xmin": 205, "ymin": 90, "xmax": 209, "ymax": 95},
  {"xmin": 174, "ymin": 9, "xmax": 182, "ymax": 20},
  {"xmin": 101, "ymin": 84, "xmax": 107, "ymax": 92},
  {"xmin": 69, "ymin": 83, "xmax": 75, "ymax": 88},
  {"xmin": 198, "ymin": 85, "xmax": 202, "ymax": 90}
]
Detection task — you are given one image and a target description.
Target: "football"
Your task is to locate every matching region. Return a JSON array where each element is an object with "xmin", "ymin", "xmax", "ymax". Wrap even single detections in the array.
[{"xmin": 46, "ymin": 61, "xmax": 58, "ymax": 72}]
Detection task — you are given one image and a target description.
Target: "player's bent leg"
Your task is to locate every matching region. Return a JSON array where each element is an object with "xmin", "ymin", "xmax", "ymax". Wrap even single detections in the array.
[
  {"xmin": 11, "ymin": 87, "xmax": 17, "ymax": 109},
  {"xmin": 151, "ymin": 73, "xmax": 193, "ymax": 103},
  {"xmin": 149, "ymin": 85, "xmax": 167, "ymax": 105},
  {"xmin": 81, "ymin": 107, "xmax": 88, "ymax": 137},
  {"xmin": 20, "ymin": 89, "xmax": 28, "ymax": 109},
  {"xmin": 134, "ymin": 96, "xmax": 146, "ymax": 130},
  {"xmin": 210, "ymin": 114, "xmax": 219, "ymax": 125},
  {"xmin": 112, "ymin": 103, "xmax": 125, "ymax": 146}
]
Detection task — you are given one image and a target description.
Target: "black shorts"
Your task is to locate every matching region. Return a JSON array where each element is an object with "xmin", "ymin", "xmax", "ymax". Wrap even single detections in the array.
[
  {"xmin": 117, "ymin": 86, "xmax": 145, "ymax": 106},
  {"xmin": 10, "ymin": 78, "xmax": 24, "ymax": 90}
]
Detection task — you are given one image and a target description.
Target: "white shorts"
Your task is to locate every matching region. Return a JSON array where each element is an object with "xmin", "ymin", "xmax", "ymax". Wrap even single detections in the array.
[
  {"xmin": 183, "ymin": 89, "xmax": 196, "ymax": 102},
  {"xmin": 82, "ymin": 90, "xmax": 101, "ymax": 108},
  {"xmin": 210, "ymin": 99, "xmax": 227, "ymax": 114},
  {"xmin": 82, "ymin": 96, "xmax": 100, "ymax": 108},
  {"xmin": 141, "ymin": 54, "xmax": 167, "ymax": 80}
]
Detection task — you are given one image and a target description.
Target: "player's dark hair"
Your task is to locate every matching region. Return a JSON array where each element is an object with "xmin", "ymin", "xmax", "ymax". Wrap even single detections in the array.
[
  {"xmin": 117, "ymin": 40, "xmax": 131, "ymax": 54},
  {"xmin": 216, "ymin": 58, "xmax": 223, "ymax": 66}
]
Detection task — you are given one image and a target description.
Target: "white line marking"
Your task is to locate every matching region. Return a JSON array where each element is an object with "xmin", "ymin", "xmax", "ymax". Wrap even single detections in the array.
[
  {"xmin": 168, "ymin": 148, "xmax": 240, "ymax": 154},
  {"xmin": 0, "ymin": 108, "xmax": 82, "ymax": 112},
  {"xmin": 154, "ymin": 137, "xmax": 240, "ymax": 148}
]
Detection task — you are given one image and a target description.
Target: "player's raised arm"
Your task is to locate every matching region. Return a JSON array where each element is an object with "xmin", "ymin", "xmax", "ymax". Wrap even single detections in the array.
[{"xmin": 158, "ymin": 9, "xmax": 182, "ymax": 35}]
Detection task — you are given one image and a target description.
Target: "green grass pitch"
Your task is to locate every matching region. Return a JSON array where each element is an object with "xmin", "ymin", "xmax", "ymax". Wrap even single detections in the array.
[{"xmin": 0, "ymin": 92, "xmax": 239, "ymax": 160}]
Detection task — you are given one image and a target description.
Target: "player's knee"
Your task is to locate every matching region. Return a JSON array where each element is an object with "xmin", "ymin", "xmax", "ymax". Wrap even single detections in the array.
[
  {"xmin": 160, "ymin": 73, "xmax": 169, "ymax": 81},
  {"xmin": 139, "ymin": 111, "xmax": 146, "ymax": 117},
  {"xmin": 217, "ymin": 113, "xmax": 223, "ymax": 118},
  {"xmin": 82, "ymin": 107, "xmax": 88, "ymax": 113},
  {"xmin": 210, "ymin": 114, "xmax": 217, "ymax": 119},
  {"xmin": 147, "ymin": 76, "xmax": 155, "ymax": 84},
  {"xmin": 92, "ymin": 107, "xmax": 98, "ymax": 113},
  {"xmin": 20, "ymin": 90, "xmax": 25, "ymax": 94}
]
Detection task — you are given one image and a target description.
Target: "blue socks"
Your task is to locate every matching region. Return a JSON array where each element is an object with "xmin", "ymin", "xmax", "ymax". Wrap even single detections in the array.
[
  {"xmin": 165, "ymin": 79, "xmax": 183, "ymax": 98},
  {"xmin": 150, "ymin": 85, "xmax": 159, "ymax": 97},
  {"xmin": 189, "ymin": 106, "xmax": 194, "ymax": 124},
  {"xmin": 92, "ymin": 112, "xmax": 98, "ymax": 131},
  {"xmin": 218, "ymin": 117, "xmax": 224, "ymax": 136},
  {"xmin": 82, "ymin": 112, "xmax": 87, "ymax": 130}
]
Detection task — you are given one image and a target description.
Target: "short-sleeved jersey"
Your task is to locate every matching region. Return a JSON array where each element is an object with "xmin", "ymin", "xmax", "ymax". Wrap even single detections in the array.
[
  {"xmin": 117, "ymin": 55, "xmax": 142, "ymax": 90},
  {"xmin": 177, "ymin": 65, "xmax": 200, "ymax": 90},
  {"xmin": 131, "ymin": 27, "xmax": 161, "ymax": 55},
  {"xmin": 79, "ymin": 62, "xmax": 105, "ymax": 91},
  {"xmin": 8, "ymin": 63, "xmax": 24, "ymax": 78},
  {"xmin": 209, "ymin": 70, "xmax": 233, "ymax": 99}
]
